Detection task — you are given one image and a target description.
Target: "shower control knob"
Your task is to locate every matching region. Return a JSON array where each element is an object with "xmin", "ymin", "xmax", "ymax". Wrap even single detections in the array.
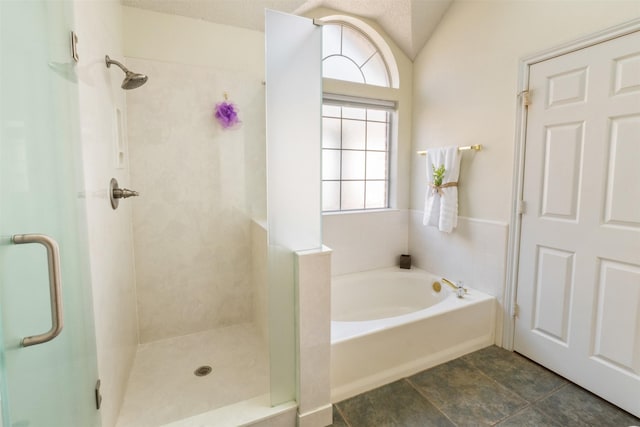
[
  {"xmin": 109, "ymin": 178, "xmax": 139, "ymax": 210},
  {"xmin": 113, "ymin": 188, "xmax": 139, "ymax": 199}
]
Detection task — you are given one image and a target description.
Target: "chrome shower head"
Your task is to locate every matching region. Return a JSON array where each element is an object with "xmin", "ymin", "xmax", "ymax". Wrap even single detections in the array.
[{"xmin": 105, "ymin": 55, "xmax": 148, "ymax": 90}]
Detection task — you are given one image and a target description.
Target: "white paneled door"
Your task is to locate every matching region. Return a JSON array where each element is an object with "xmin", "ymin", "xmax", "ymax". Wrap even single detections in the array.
[{"xmin": 515, "ymin": 30, "xmax": 640, "ymax": 417}]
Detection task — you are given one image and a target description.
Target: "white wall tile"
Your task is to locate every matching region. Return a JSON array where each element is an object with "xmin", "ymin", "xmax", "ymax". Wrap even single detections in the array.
[
  {"xmin": 323, "ymin": 210, "xmax": 409, "ymax": 276},
  {"xmin": 409, "ymin": 212, "xmax": 508, "ymax": 298},
  {"xmin": 408, "ymin": 211, "xmax": 508, "ymax": 344}
]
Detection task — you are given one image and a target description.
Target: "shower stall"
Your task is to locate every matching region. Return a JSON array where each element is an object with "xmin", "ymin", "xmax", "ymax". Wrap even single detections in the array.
[
  {"xmin": 0, "ymin": 2, "xmax": 323, "ymax": 426},
  {"xmin": 117, "ymin": 9, "xmax": 322, "ymax": 424},
  {"xmin": 115, "ymin": 52, "xmax": 275, "ymax": 425}
]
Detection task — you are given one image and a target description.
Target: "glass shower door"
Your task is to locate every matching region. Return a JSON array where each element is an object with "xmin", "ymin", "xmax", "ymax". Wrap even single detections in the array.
[
  {"xmin": 0, "ymin": 1, "xmax": 100, "ymax": 426},
  {"xmin": 265, "ymin": 10, "xmax": 322, "ymax": 405}
]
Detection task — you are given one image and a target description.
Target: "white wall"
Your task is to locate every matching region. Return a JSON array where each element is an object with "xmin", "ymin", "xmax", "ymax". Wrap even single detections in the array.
[
  {"xmin": 123, "ymin": 7, "xmax": 267, "ymax": 343},
  {"xmin": 410, "ymin": 1, "xmax": 640, "ymax": 344},
  {"xmin": 74, "ymin": 1, "xmax": 139, "ymax": 426},
  {"xmin": 412, "ymin": 0, "xmax": 640, "ymax": 221}
]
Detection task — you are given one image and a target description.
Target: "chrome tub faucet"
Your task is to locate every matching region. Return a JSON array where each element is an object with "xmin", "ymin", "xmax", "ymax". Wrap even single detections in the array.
[{"xmin": 441, "ymin": 278, "xmax": 468, "ymax": 298}]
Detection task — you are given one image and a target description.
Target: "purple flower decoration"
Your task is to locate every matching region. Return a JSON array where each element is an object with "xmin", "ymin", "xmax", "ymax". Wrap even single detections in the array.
[{"xmin": 214, "ymin": 101, "xmax": 240, "ymax": 129}]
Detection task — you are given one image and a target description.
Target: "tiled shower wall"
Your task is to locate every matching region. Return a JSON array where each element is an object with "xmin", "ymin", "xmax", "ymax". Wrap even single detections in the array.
[{"xmin": 126, "ymin": 57, "xmax": 265, "ymax": 343}]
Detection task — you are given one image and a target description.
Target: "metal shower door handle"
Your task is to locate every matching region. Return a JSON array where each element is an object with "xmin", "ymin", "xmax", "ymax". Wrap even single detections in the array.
[{"xmin": 12, "ymin": 234, "xmax": 64, "ymax": 347}]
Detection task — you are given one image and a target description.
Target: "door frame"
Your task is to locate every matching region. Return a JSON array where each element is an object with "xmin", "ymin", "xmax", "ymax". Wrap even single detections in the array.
[{"xmin": 503, "ymin": 17, "xmax": 640, "ymax": 350}]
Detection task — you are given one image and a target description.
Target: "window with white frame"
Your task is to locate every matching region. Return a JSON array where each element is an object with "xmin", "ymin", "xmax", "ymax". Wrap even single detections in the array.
[
  {"xmin": 321, "ymin": 22, "xmax": 394, "ymax": 212},
  {"xmin": 322, "ymin": 23, "xmax": 391, "ymax": 87},
  {"xmin": 321, "ymin": 97, "xmax": 393, "ymax": 211}
]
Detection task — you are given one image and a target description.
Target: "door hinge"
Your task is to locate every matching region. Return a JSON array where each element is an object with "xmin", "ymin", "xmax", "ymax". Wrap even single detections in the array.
[
  {"xmin": 95, "ymin": 379, "xmax": 102, "ymax": 410},
  {"xmin": 512, "ymin": 303, "xmax": 520, "ymax": 319},
  {"xmin": 520, "ymin": 90, "xmax": 531, "ymax": 107},
  {"xmin": 518, "ymin": 200, "xmax": 527, "ymax": 215}
]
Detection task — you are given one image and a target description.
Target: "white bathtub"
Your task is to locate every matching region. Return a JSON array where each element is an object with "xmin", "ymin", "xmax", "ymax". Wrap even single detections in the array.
[{"xmin": 331, "ymin": 267, "xmax": 496, "ymax": 402}]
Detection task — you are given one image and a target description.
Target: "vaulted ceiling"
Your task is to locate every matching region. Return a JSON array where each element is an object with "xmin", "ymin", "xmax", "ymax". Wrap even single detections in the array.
[{"xmin": 120, "ymin": 0, "xmax": 453, "ymax": 60}]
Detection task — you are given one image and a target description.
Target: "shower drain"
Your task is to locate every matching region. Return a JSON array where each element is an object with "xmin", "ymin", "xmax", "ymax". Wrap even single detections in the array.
[{"xmin": 194, "ymin": 365, "xmax": 212, "ymax": 377}]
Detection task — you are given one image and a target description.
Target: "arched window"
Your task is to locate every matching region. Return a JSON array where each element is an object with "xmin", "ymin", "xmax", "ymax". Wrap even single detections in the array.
[
  {"xmin": 322, "ymin": 23, "xmax": 391, "ymax": 88},
  {"xmin": 320, "ymin": 21, "xmax": 396, "ymax": 212}
]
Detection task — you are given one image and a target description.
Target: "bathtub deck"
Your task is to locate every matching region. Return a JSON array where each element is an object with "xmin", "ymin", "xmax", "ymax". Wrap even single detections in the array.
[
  {"xmin": 332, "ymin": 286, "xmax": 494, "ymax": 344},
  {"xmin": 116, "ymin": 323, "xmax": 269, "ymax": 427}
]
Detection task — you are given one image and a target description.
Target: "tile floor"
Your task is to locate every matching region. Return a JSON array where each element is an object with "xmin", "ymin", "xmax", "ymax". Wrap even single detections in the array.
[{"xmin": 331, "ymin": 345, "xmax": 640, "ymax": 427}]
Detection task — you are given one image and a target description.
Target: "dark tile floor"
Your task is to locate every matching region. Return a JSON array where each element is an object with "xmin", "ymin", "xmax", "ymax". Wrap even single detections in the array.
[{"xmin": 331, "ymin": 346, "xmax": 640, "ymax": 427}]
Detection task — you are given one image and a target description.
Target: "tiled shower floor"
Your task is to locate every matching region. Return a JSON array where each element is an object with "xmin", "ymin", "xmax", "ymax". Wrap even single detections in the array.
[
  {"xmin": 116, "ymin": 323, "xmax": 269, "ymax": 427},
  {"xmin": 331, "ymin": 345, "xmax": 640, "ymax": 427}
]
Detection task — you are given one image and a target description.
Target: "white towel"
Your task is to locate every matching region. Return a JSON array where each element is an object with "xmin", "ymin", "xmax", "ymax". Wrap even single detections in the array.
[{"xmin": 422, "ymin": 146, "xmax": 461, "ymax": 233}]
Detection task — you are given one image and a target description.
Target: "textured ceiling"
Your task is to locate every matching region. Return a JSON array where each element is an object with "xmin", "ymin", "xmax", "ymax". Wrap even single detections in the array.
[{"xmin": 121, "ymin": 0, "xmax": 453, "ymax": 60}]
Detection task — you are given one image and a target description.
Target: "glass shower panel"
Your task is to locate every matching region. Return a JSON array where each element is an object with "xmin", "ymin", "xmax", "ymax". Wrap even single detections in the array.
[
  {"xmin": 265, "ymin": 10, "xmax": 322, "ymax": 405},
  {"xmin": 0, "ymin": 1, "xmax": 100, "ymax": 426}
]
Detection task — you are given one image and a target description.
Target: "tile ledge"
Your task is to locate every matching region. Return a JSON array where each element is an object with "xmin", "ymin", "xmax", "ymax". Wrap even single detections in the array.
[{"xmin": 409, "ymin": 210, "xmax": 508, "ymax": 228}]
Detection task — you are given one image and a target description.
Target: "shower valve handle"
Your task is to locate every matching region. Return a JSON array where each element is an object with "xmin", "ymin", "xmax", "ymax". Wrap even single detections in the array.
[
  {"xmin": 109, "ymin": 178, "xmax": 139, "ymax": 210},
  {"xmin": 112, "ymin": 188, "xmax": 139, "ymax": 199}
]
